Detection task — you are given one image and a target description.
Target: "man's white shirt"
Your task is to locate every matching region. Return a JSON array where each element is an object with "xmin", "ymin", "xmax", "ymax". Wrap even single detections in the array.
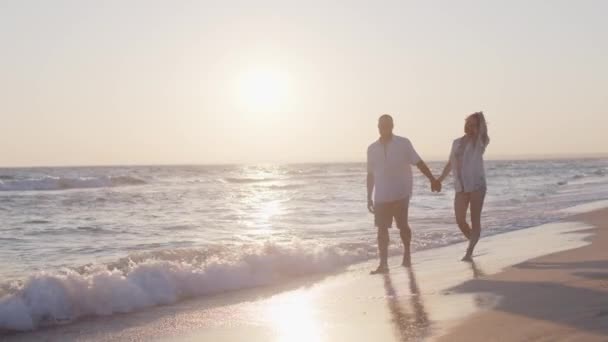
[{"xmin": 367, "ymin": 135, "xmax": 421, "ymax": 204}]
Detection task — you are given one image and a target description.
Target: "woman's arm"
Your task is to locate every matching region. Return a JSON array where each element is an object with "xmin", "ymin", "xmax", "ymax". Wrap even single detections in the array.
[
  {"xmin": 477, "ymin": 112, "xmax": 489, "ymax": 148},
  {"xmin": 438, "ymin": 161, "xmax": 452, "ymax": 183}
]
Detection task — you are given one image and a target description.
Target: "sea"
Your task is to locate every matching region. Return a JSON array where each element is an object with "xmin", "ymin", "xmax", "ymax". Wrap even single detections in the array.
[{"xmin": 1, "ymin": 159, "xmax": 608, "ymax": 331}]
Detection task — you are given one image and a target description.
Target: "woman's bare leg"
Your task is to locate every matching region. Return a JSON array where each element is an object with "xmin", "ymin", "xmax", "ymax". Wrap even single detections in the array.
[
  {"xmin": 454, "ymin": 192, "xmax": 472, "ymax": 240},
  {"xmin": 462, "ymin": 190, "xmax": 486, "ymax": 261}
]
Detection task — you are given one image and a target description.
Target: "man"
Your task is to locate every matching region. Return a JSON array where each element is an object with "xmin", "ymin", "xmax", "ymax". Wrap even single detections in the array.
[{"xmin": 367, "ymin": 114, "xmax": 440, "ymax": 274}]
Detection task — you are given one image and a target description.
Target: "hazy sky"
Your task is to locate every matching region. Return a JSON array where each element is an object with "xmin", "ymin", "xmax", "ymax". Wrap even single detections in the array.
[{"xmin": 1, "ymin": 0, "xmax": 607, "ymax": 166}]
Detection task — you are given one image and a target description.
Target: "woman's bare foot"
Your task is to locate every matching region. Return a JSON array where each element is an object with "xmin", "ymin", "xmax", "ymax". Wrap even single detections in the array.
[
  {"xmin": 461, "ymin": 254, "xmax": 473, "ymax": 262},
  {"xmin": 370, "ymin": 264, "xmax": 389, "ymax": 275},
  {"xmin": 402, "ymin": 256, "xmax": 411, "ymax": 267}
]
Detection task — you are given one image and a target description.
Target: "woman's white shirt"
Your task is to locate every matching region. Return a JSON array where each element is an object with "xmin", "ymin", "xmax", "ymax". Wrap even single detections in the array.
[{"xmin": 450, "ymin": 136, "xmax": 487, "ymax": 193}]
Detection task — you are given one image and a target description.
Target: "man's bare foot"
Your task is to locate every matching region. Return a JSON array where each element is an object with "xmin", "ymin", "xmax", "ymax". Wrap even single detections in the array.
[
  {"xmin": 401, "ymin": 257, "xmax": 411, "ymax": 267},
  {"xmin": 370, "ymin": 265, "xmax": 389, "ymax": 275},
  {"xmin": 461, "ymin": 255, "xmax": 473, "ymax": 262}
]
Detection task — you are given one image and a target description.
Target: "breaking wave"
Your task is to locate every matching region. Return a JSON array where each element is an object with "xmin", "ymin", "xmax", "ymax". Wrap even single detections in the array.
[{"xmin": 0, "ymin": 241, "xmax": 389, "ymax": 332}]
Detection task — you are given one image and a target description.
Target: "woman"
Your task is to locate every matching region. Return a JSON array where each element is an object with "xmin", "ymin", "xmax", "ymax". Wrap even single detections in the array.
[{"xmin": 438, "ymin": 112, "xmax": 489, "ymax": 261}]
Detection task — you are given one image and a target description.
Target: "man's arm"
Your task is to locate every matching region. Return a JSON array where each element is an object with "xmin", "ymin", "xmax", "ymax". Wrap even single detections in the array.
[
  {"xmin": 416, "ymin": 160, "xmax": 440, "ymax": 192},
  {"xmin": 367, "ymin": 172, "xmax": 375, "ymax": 213},
  {"xmin": 416, "ymin": 160, "xmax": 435, "ymax": 182},
  {"xmin": 407, "ymin": 139, "xmax": 439, "ymax": 192}
]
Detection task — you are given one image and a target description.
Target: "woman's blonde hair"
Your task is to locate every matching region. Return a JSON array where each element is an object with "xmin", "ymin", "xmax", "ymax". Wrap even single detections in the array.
[{"xmin": 469, "ymin": 111, "xmax": 490, "ymax": 146}]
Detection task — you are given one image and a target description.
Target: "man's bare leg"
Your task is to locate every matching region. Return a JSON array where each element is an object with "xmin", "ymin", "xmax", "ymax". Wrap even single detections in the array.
[
  {"xmin": 400, "ymin": 225, "xmax": 412, "ymax": 267},
  {"xmin": 371, "ymin": 228, "xmax": 390, "ymax": 274},
  {"xmin": 397, "ymin": 198, "xmax": 412, "ymax": 267}
]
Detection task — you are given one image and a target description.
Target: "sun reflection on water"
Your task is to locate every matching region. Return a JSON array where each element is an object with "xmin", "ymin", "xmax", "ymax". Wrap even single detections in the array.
[{"xmin": 237, "ymin": 166, "xmax": 287, "ymax": 236}]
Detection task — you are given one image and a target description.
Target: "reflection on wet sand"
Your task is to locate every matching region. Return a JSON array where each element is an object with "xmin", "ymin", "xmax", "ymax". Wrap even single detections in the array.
[
  {"xmin": 465, "ymin": 260, "xmax": 493, "ymax": 309},
  {"xmin": 468, "ymin": 260, "xmax": 486, "ymax": 279},
  {"xmin": 264, "ymin": 291, "xmax": 322, "ymax": 342},
  {"xmin": 383, "ymin": 267, "xmax": 430, "ymax": 341}
]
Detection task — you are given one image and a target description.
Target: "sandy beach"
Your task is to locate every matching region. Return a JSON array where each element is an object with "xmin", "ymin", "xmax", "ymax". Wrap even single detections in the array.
[
  {"xmin": 437, "ymin": 207, "xmax": 608, "ymax": 342},
  {"xmin": 2, "ymin": 204, "xmax": 606, "ymax": 341}
]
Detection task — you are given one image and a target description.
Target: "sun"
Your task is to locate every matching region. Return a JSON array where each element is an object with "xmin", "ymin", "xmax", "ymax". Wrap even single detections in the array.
[{"xmin": 237, "ymin": 68, "xmax": 290, "ymax": 113}]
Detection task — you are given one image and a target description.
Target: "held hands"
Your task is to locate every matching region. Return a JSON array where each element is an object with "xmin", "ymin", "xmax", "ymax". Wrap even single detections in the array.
[
  {"xmin": 431, "ymin": 178, "xmax": 442, "ymax": 193},
  {"xmin": 368, "ymin": 176, "xmax": 441, "ymax": 213}
]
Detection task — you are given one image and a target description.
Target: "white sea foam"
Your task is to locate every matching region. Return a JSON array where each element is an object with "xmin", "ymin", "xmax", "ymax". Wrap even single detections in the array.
[{"xmin": 0, "ymin": 241, "xmax": 388, "ymax": 332}]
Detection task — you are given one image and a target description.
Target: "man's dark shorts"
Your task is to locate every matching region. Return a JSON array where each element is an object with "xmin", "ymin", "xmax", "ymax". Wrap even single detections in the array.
[{"xmin": 374, "ymin": 197, "xmax": 410, "ymax": 229}]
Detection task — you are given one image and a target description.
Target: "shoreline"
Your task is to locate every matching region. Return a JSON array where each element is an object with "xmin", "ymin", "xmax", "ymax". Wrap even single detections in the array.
[{"xmin": 3, "ymin": 204, "xmax": 606, "ymax": 341}]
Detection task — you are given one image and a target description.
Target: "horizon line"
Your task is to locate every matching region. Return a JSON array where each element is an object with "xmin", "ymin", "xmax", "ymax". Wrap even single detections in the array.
[{"xmin": 1, "ymin": 153, "xmax": 607, "ymax": 169}]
